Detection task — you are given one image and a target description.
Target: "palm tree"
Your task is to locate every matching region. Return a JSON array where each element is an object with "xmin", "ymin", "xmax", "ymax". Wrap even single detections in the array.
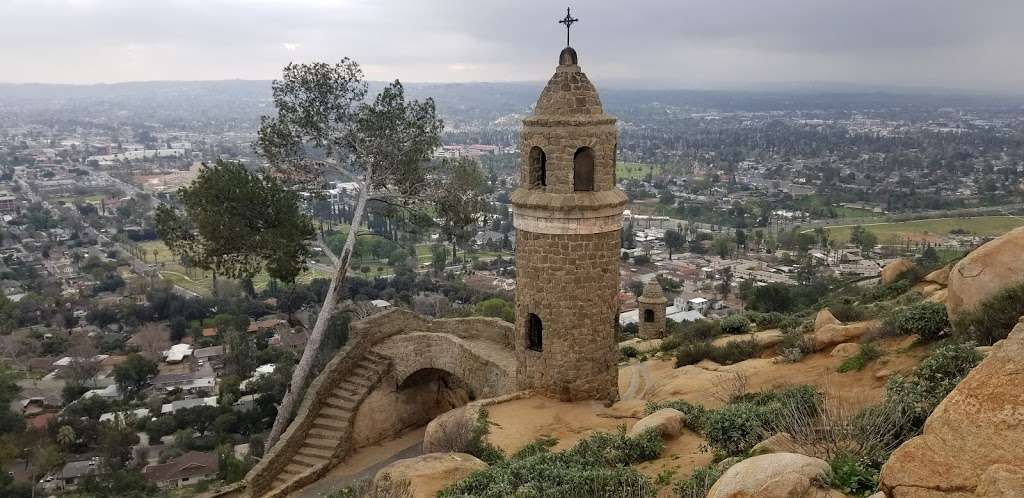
[{"xmin": 56, "ymin": 425, "xmax": 76, "ymax": 449}]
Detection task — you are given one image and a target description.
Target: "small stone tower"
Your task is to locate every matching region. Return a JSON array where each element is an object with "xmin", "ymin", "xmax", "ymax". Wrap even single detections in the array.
[
  {"xmin": 638, "ymin": 279, "xmax": 668, "ymax": 339},
  {"xmin": 512, "ymin": 46, "xmax": 626, "ymax": 402}
]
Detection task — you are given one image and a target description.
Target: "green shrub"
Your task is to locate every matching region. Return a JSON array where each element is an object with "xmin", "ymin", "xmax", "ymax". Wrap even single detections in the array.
[
  {"xmin": 838, "ymin": 343, "xmax": 882, "ymax": 373},
  {"xmin": 953, "ymin": 281, "xmax": 1024, "ymax": 345},
  {"xmin": 566, "ymin": 426, "xmax": 664, "ymax": 466},
  {"xmin": 830, "ymin": 301, "xmax": 868, "ymax": 322},
  {"xmin": 673, "ymin": 464, "xmax": 723, "ymax": 498},
  {"xmin": 778, "ymin": 327, "xmax": 815, "ymax": 363},
  {"xmin": 708, "ymin": 338, "xmax": 759, "ymax": 365},
  {"xmin": 675, "ymin": 341, "xmax": 713, "ymax": 367},
  {"xmin": 679, "ymin": 319, "xmax": 722, "ymax": 341},
  {"xmin": 467, "ymin": 408, "xmax": 505, "ymax": 464},
  {"xmin": 620, "ymin": 345, "xmax": 640, "ymax": 359},
  {"xmin": 884, "ymin": 342, "xmax": 982, "ymax": 430},
  {"xmin": 675, "ymin": 338, "xmax": 760, "ymax": 367},
  {"xmin": 862, "ymin": 279, "xmax": 912, "ymax": 303},
  {"xmin": 734, "ymin": 385, "xmax": 822, "ymax": 415},
  {"xmin": 882, "ymin": 302, "xmax": 949, "ymax": 340},
  {"xmin": 703, "ymin": 403, "xmax": 770, "ymax": 456},
  {"xmin": 659, "ymin": 334, "xmax": 682, "ymax": 352},
  {"xmin": 643, "ymin": 399, "xmax": 709, "ymax": 432},
  {"xmin": 439, "ymin": 427, "xmax": 661, "ymax": 497},
  {"xmin": 826, "ymin": 454, "xmax": 879, "ymax": 497},
  {"xmin": 719, "ymin": 314, "xmax": 751, "ymax": 334},
  {"xmin": 742, "ymin": 311, "xmax": 796, "ymax": 330}
]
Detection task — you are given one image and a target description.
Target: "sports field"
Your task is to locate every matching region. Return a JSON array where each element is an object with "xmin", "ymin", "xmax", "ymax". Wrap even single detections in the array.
[
  {"xmin": 616, "ymin": 162, "xmax": 661, "ymax": 180},
  {"xmin": 822, "ymin": 215, "xmax": 1024, "ymax": 243}
]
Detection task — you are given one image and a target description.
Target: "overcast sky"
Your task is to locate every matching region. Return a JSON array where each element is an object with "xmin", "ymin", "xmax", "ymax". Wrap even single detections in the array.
[{"xmin": 2, "ymin": 0, "xmax": 1022, "ymax": 92}]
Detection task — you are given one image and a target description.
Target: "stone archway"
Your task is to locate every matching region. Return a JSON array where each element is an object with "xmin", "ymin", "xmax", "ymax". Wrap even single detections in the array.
[{"xmin": 349, "ymin": 331, "xmax": 517, "ymax": 450}]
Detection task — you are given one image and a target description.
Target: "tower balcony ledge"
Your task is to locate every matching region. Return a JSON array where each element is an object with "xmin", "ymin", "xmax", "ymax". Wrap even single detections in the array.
[
  {"xmin": 511, "ymin": 188, "xmax": 627, "ymax": 213},
  {"xmin": 522, "ymin": 114, "xmax": 616, "ymax": 127}
]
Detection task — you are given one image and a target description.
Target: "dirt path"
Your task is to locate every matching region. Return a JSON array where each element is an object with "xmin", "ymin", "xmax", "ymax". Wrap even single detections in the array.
[{"xmin": 620, "ymin": 361, "xmax": 650, "ymax": 401}]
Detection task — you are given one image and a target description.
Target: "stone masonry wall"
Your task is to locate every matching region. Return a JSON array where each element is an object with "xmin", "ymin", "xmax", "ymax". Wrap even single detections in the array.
[
  {"xmin": 245, "ymin": 309, "xmax": 515, "ymax": 497},
  {"xmin": 638, "ymin": 302, "xmax": 667, "ymax": 340},
  {"xmin": 514, "ymin": 229, "xmax": 621, "ymax": 401},
  {"xmin": 520, "ymin": 123, "xmax": 617, "ymax": 194}
]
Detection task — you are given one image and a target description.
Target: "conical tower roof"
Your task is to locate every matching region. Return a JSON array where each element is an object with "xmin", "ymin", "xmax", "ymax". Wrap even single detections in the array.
[
  {"xmin": 638, "ymin": 278, "xmax": 668, "ymax": 305},
  {"xmin": 527, "ymin": 48, "xmax": 612, "ymax": 122}
]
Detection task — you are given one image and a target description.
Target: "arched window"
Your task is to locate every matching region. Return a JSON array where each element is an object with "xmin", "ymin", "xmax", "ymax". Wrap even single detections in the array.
[
  {"xmin": 527, "ymin": 313, "xmax": 543, "ymax": 352},
  {"xmin": 528, "ymin": 146, "xmax": 546, "ymax": 189},
  {"xmin": 644, "ymin": 309, "xmax": 655, "ymax": 323},
  {"xmin": 573, "ymin": 147, "xmax": 595, "ymax": 192}
]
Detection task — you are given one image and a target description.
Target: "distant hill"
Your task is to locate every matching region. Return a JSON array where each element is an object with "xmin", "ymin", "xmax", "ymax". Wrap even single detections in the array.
[{"xmin": 1, "ymin": 80, "xmax": 1020, "ymax": 131}]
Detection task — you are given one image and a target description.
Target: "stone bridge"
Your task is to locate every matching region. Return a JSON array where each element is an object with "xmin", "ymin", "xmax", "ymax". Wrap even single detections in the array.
[{"xmin": 245, "ymin": 309, "xmax": 517, "ymax": 498}]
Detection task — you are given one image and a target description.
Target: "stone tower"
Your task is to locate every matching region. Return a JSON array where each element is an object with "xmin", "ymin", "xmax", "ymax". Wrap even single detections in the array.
[
  {"xmin": 638, "ymin": 279, "xmax": 668, "ymax": 340},
  {"xmin": 512, "ymin": 46, "xmax": 626, "ymax": 402}
]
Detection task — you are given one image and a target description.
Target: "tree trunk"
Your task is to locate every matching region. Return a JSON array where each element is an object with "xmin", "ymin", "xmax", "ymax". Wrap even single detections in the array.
[{"xmin": 266, "ymin": 168, "xmax": 372, "ymax": 450}]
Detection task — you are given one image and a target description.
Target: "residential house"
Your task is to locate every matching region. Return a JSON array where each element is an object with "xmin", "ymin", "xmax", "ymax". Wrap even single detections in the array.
[
  {"xmin": 55, "ymin": 458, "xmax": 105, "ymax": 490},
  {"xmin": 270, "ymin": 329, "xmax": 308, "ymax": 352},
  {"xmin": 160, "ymin": 396, "xmax": 217, "ymax": 415},
  {"xmin": 247, "ymin": 318, "xmax": 288, "ymax": 336},
  {"xmin": 143, "ymin": 451, "xmax": 220, "ymax": 489},
  {"xmin": 152, "ymin": 364, "xmax": 216, "ymax": 394},
  {"xmin": 164, "ymin": 343, "xmax": 193, "ymax": 363}
]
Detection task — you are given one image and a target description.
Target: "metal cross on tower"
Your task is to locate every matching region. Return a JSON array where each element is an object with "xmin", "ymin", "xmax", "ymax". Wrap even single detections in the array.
[{"xmin": 558, "ymin": 7, "xmax": 578, "ymax": 47}]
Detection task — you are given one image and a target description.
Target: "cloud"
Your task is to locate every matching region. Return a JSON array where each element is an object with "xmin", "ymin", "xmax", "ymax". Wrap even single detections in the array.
[{"xmin": 0, "ymin": 0, "xmax": 1021, "ymax": 92}]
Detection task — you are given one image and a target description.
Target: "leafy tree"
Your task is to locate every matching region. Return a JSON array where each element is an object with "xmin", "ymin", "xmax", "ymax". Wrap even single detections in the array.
[
  {"xmin": 435, "ymin": 158, "xmax": 487, "ymax": 261},
  {"xmin": 663, "ymin": 229, "xmax": 685, "ymax": 260},
  {"xmin": 222, "ymin": 328, "xmax": 256, "ymax": 378},
  {"xmin": 156, "ymin": 160, "xmax": 315, "ymax": 295},
  {"xmin": 475, "ymin": 298, "xmax": 514, "ymax": 323},
  {"xmin": 113, "ymin": 354, "xmax": 157, "ymax": 400},
  {"xmin": 0, "ymin": 368, "xmax": 23, "ymax": 434},
  {"xmin": 145, "ymin": 415, "xmax": 178, "ymax": 442},
  {"xmin": 711, "ymin": 236, "xmax": 734, "ymax": 259},
  {"xmin": 850, "ymin": 225, "xmax": 879, "ymax": 254},
  {"xmin": 734, "ymin": 229, "xmax": 747, "ymax": 250},
  {"xmin": 431, "ymin": 245, "xmax": 448, "ymax": 275},
  {"xmin": 255, "ymin": 59, "xmax": 443, "ymax": 448},
  {"xmin": 30, "ymin": 445, "xmax": 64, "ymax": 487},
  {"xmin": 745, "ymin": 282, "xmax": 796, "ymax": 313},
  {"xmin": 716, "ymin": 266, "xmax": 735, "ymax": 300}
]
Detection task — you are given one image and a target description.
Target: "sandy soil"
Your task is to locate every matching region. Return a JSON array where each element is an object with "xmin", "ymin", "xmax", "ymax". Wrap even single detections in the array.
[{"xmin": 485, "ymin": 331, "xmax": 928, "ymax": 478}]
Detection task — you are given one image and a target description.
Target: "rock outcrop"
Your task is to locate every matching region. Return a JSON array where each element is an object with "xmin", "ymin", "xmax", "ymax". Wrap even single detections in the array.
[
  {"xmin": 708, "ymin": 453, "xmax": 849, "ymax": 498},
  {"xmin": 946, "ymin": 226, "xmax": 1024, "ymax": 320},
  {"xmin": 879, "ymin": 318, "xmax": 1024, "ymax": 497},
  {"xmin": 924, "ymin": 266, "xmax": 951, "ymax": 286},
  {"xmin": 628, "ymin": 408, "xmax": 685, "ymax": 439},
  {"xmin": 829, "ymin": 343, "xmax": 860, "ymax": 359},
  {"xmin": 815, "ymin": 308, "xmax": 842, "ymax": 330},
  {"xmin": 881, "ymin": 258, "xmax": 915, "ymax": 284},
  {"xmin": 750, "ymin": 432, "xmax": 798, "ymax": 456},
  {"xmin": 810, "ymin": 311, "xmax": 878, "ymax": 352},
  {"xmin": 373, "ymin": 453, "xmax": 486, "ymax": 498},
  {"xmin": 422, "ymin": 405, "xmax": 481, "ymax": 454},
  {"xmin": 711, "ymin": 330, "xmax": 784, "ymax": 352}
]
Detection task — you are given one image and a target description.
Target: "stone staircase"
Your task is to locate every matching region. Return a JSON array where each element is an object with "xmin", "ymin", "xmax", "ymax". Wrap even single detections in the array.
[{"xmin": 256, "ymin": 349, "xmax": 391, "ymax": 498}]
